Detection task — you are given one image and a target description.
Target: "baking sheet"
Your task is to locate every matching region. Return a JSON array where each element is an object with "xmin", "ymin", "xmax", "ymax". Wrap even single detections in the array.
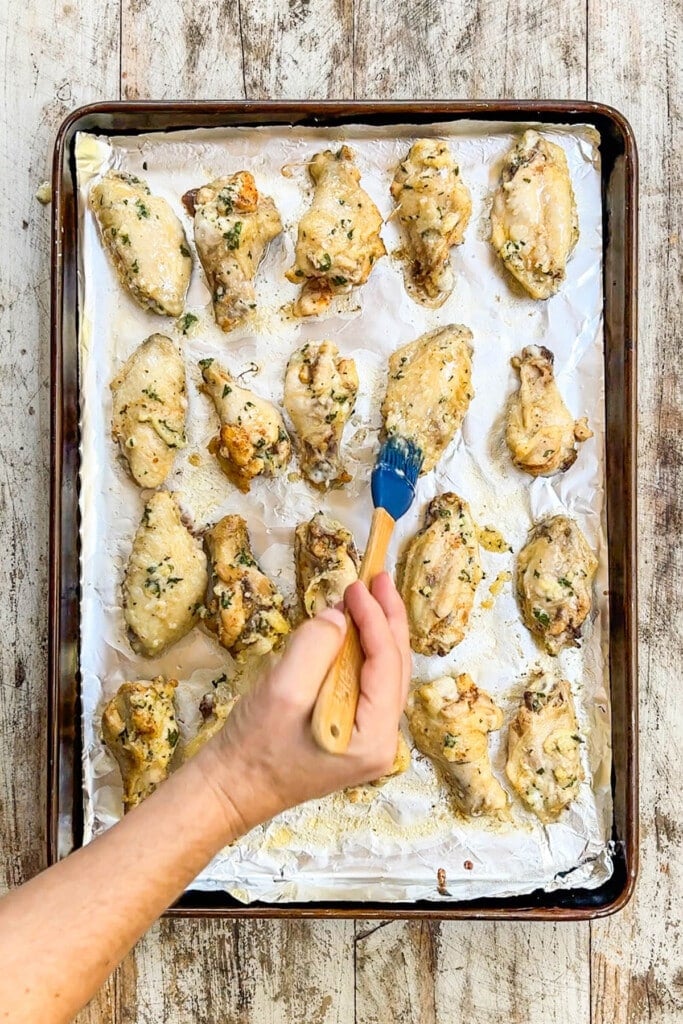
[{"xmin": 75, "ymin": 119, "xmax": 613, "ymax": 903}]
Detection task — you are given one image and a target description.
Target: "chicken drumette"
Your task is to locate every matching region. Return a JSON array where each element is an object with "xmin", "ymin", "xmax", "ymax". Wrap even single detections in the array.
[
  {"xmin": 102, "ymin": 676, "xmax": 179, "ymax": 810},
  {"xmin": 506, "ymin": 345, "xmax": 591, "ymax": 476},
  {"xmin": 391, "ymin": 138, "xmax": 472, "ymax": 305},
  {"xmin": 184, "ymin": 172, "xmax": 282, "ymax": 331},
  {"xmin": 286, "ymin": 146, "xmax": 386, "ymax": 316},
  {"xmin": 284, "ymin": 341, "xmax": 359, "ymax": 489},
  {"xmin": 295, "ymin": 512, "xmax": 359, "ymax": 617},
  {"xmin": 182, "ymin": 690, "xmax": 240, "ymax": 763}
]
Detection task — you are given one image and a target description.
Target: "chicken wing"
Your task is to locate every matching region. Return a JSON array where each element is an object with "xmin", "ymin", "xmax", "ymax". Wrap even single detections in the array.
[
  {"xmin": 284, "ymin": 341, "xmax": 359, "ymax": 489},
  {"xmin": 295, "ymin": 512, "xmax": 359, "ymax": 617},
  {"xmin": 182, "ymin": 690, "xmax": 239, "ymax": 762},
  {"xmin": 491, "ymin": 130, "xmax": 578, "ymax": 299},
  {"xmin": 391, "ymin": 138, "xmax": 472, "ymax": 305},
  {"xmin": 398, "ymin": 493, "xmax": 482, "ymax": 656},
  {"xmin": 89, "ymin": 171, "xmax": 191, "ymax": 316},
  {"xmin": 346, "ymin": 730, "xmax": 412, "ymax": 802},
  {"xmin": 517, "ymin": 515, "xmax": 598, "ymax": 655},
  {"xmin": 101, "ymin": 676, "xmax": 179, "ymax": 810},
  {"xmin": 506, "ymin": 345, "xmax": 592, "ymax": 476},
  {"xmin": 199, "ymin": 358, "xmax": 291, "ymax": 493},
  {"xmin": 286, "ymin": 146, "xmax": 386, "ymax": 316},
  {"xmin": 204, "ymin": 514, "xmax": 290, "ymax": 659},
  {"xmin": 123, "ymin": 491, "xmax": 208, "ymax": 657},
  {"xmin": 184, "ymin": 172, "xmax": 282, "ymax": 332},
  {"xmin": 381, "ymin": 325, "xmax": 473, "ymax": 475},
  {"xmin": 407, "ymin": 674, "xmax": 507, "ymax": 817},
  {"xmin": 506, "ymin": 677, "xmax": 584, "ymax": 822},
  {"xmin": 110, "ymin": 334, "xmax": 187, "ymax": 488}
]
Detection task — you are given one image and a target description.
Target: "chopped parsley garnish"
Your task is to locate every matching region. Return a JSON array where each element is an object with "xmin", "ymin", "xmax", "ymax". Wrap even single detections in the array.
[
  {"xmin": 135, "ymin": 198, "xmax": 150, "ymax": 219},
  {"xmin": 223, "ymin": 221, "xmax": 242, "ymax": 250}
]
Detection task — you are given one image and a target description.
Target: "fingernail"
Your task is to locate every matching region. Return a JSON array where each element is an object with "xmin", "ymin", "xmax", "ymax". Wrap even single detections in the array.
[{"xmin": 317, "ymin": 607, "xmax": 347, "ymax": 632}]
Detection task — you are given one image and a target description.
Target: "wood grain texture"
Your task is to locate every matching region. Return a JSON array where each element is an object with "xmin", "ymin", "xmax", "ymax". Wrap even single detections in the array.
[
  {"xmin": 353, "ymin": 0, "xmax": 586, "ymax": 99},
  {"xmin": 0, "ymin": 0, "xmax": 119, "ymax": 895},
  {"xmin": 588, "ymin": 1, "xmax": 683, "ymax": 1021}
]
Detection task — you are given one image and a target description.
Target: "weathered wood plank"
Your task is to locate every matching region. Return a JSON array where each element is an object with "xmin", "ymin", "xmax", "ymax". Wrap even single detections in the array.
[
  {"xmin": 353, "ymin": 0, "xmax": 586, "ymax": 99},
  {"xmin": 588, "ymin": 2, "xmax": 683, "ymax": 1021},
  {"xmin": 0, "ymin": 0, "xmax": 119, "ymax": 896}
]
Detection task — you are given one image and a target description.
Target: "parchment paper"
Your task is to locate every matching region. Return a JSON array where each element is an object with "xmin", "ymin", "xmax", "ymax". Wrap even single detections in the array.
[{"xmin": 75, "ymin": 119, "xmax": 612, "ymax": 902}]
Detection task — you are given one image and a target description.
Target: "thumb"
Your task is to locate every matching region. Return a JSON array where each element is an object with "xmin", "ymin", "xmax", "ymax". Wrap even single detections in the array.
[{"xmin": 271, "ymin": 608, "xmax": 347, "ymax": 703}]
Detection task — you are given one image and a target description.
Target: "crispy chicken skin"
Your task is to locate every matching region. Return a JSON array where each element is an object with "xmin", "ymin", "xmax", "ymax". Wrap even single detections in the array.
[
  {"xmin": 506, "ymin": 677, "xmax": 584, "ymax": 822},
  {"xmin": 182, "ymin": 691, "xmax": 239, "ymax": 762},
  {"xmin": 517, "ymin": 515, "xmax": 598, "ymax": 655},
  {"xmin": 286, "ymin": 146, "xmax": 386, "ymax": 316},
  {"xmin": 398, "ymin": 493, "xmax": 482, "ymax": 656},
  {"xmin": 284, "ymin": 341, "xmax": 359, "ymax": 489},
  {"xmin": 391, "ymin": 139, "xmax": 472, "ymax": 305},
  {"xmin": 295, "ymin": 512, "xmax": 359, "ymax": 617},
  {"xmin": 382, "ymin": 325, "xmax": 473, "ymax": 475},
  {"xmin": 184, "ymin": 172, "xmax": 282, "ymax": 332},
  {"xmin": 89, "ymin": 171, "xmax": 192, "ymax": 316},
  {"xmin": 123, "ymin": 492, "xmax": 208, "ymax": 657},
  {"xmin": 407, "ymin": 674, "xmax": 507, "ymax": 817},
  {"xmin": 199, "ymin": 358, "xmax": 291, "ymax": 493},
  {"xmin": 110, "ymin": 334, "xmax": 187, "ymax": 488},
  {"xmin": 204, "ymin": 515, "xmax": 290, "ymax": 659},
  {"xmin": 101, "ymin": 677, "xmax": 179, "ymax": 810},
  {"xmin": 491, "ymin": 130, "xmax": 578, "ymax": 300},
  {"xmin": 506, "ymin": 345, "xmax": 592, "ymax": 476}
]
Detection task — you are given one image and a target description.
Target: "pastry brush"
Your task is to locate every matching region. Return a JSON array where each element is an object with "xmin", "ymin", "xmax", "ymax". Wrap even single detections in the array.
[{"xmin": 311, "ymin": 435, "xmax": 423, "ymax": 754}]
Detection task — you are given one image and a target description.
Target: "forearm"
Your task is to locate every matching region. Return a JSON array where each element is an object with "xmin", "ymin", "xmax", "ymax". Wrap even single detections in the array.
[{"xmin": 0, "ymin": 747, "xmax": 242, "ymax": 1024}]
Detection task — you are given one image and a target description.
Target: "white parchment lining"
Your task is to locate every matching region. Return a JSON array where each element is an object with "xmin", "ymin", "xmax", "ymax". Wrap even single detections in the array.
[{"xmin": 75, "ymin": 120, "xmax": 613, "ymax": 903}]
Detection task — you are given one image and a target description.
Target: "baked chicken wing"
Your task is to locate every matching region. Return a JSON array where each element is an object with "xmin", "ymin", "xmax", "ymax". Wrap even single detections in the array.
[
  {"xmin": 182, "ymin": 690, "xmax": 239, "ymax": 762},
  {"xmin": 346, "ymin": 730, "xmax": 412, "ymax": 802},
  {"xmin": 398, "ymin": 493, "xmax": 482, "ymax": 656},
  {"xmin": 284, "ymin": 341, "xmax": 359, "ymax": 489},
  {"xmin": 286, "ymin": 146, "xmax": 386, "ymax": 316},
  {"xmin": 89, "ymin": 171, "xmax": 191, "ymax": 316},
  {"xmin": 101, "ymin": 676, "xmax": 179, "ymax": 810},
  {"xmin": 391, "ymin": 138, "xmax": 472, "ymax": 304},
  {"xmin": 111, "ymin": 334, "xmax": 187, "ymax": 488},
  {"xmin": 204, "ymin": 514, "xmax": 290, "ymax": 659},
  {"xmin": 184, "ymin": 172, "xmax": 282, "ymax": 332},
  {"xmin": 381, "ymin": 325, "xmax": 473, "ymax": 475},
  {"xmin": 200, "ymin": 358, "xmax": 291, "ymax": 493},
  {"xmin": 506, "ymin": 677, "xmax": 584, "ymax": 822},
  {"xmin": 123, "ymin": 491, "xmax": 208, "ymax": 657},
  {"xmin": 407, "ymin": 674, "xmax": 507, "ymax": 817},
  {"xmin": 491, "ymin": 130, "xmax": 578, "ymax": 299},
  {"xmin": 517, "ymin": 515, "xmax": 598, "ymax": 655},
  {"xmin": 295, "ymin": 512, "xmax": 359, "ymax": 617},
  {"xmin": 506, "ymin": 345, "xmax": 591, "ymax": 476}
]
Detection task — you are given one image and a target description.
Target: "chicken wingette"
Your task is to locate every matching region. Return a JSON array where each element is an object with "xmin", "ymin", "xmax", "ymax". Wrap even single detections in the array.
[
  {"xmin": 123, "ymin": 491, "xmax": 208, "ymax": 657},
  {"xmin": 184, "ymin": 172, "xmax": 282, "ymax": 331},
  {"xmin": 381, "ymin": 325, "xmax": 473, "ymax": 475},
  {"xmin": 110, "ymin": 334, "xmax": 187, "ymax": 488},
  {"xmin": 284, "ymin": 341, "xmax": 359, "ymax": 489},
  {"xmin": 295, "ymin": 512, "xmax": 359, "ymax": 617},
  {"xmin": 398, "ymin": 493, "xmax": 482, "ymax": 656},
  {"xmin": 506, "ymin": 345, "xmax": 591, "ymax": 476},
  {"xmin": 101, "ymin": 677, "xmax": 179, "ymax": 810},
  {"xmin": 199, "ymin": 358, "xmax": 291, "ymax": 493},
  {"xmin": 506, "ymin": 677, "xmax": 584, "ymax": 822},
  {"xmin": 204, "ymin": 514, "xmax": 290, "ymax": 659},
  {"xmin": 391, "ymin": 138, "xmax": 472, "ymax": 305},
  {"xmin": 491, "ymin": 130, "xmax": 578, "ymax": 299},
  {"xmin": 407, "ymin": 674, "xmax": 507, "ymax": 817},
  {"xmin": 89, "ymin": 171, "xmax": 191, "ymax": 316},
  {"xmin": 286, "ymin": 146, "xmax": 386, "ymax": 316},
  {"xmin": 517, "ymin": 515, "xmax": 598, "ymax": 655}
]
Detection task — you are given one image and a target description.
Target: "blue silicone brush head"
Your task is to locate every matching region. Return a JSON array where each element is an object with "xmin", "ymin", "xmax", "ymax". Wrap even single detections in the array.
[{"xmin": 371, "ymin": 435, "xmax": 424, "ymax": 521}]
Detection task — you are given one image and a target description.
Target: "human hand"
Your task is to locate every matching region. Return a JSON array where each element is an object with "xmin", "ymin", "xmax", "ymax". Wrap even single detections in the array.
[{"xmin": 196, "ymin": 572, "xmax": 411, "ymax": 835}]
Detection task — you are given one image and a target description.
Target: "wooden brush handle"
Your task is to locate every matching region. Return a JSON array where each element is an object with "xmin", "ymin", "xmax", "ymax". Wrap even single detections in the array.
[{"xmin": 311, "ymin": 507, "xmax": 395, "ymax": 754}]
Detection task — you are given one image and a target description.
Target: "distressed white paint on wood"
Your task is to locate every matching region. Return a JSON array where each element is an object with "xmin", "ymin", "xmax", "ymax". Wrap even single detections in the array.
[
  {"xmin": 353, "ymin": 0, "xmax": 586, "ymax": 99},
  {"xmin": 588, "ymin": 1, "xmax": 683, "ymax": 1020}
]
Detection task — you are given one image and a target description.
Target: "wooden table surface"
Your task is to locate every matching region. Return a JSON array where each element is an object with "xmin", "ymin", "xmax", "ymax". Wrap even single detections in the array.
[{"xmin": 1, "ymin": 1, "xmax": 680, "ymax": 1021}]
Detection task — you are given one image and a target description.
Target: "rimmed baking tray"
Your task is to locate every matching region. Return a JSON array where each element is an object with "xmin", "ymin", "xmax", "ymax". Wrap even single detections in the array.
[{"xmin": 49, "ymin": 100, "xmax": 638, "ymax": 919}]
